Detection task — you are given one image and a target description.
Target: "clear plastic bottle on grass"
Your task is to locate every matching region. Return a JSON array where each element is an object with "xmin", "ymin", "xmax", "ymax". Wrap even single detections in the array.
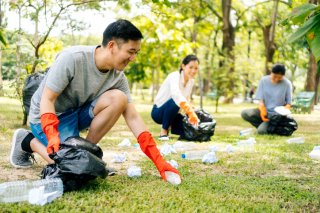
[
  {"xmin": 287, "ymin": 137, "xmax": 304, "ymax": 144},
  {"xmin": 165, "ymin": 171, "xmax": 181, "ymax": 185},
  {"xmin": 0, "ymin": 178, "xmax": 63, "ymax": 205},
  {"xmin": 181, "ymin": 150, "xmax": 210, "ymax": 160},
  {"xmin": 239, "ymin": 128, "xmax": 254, "ymax": 136}
]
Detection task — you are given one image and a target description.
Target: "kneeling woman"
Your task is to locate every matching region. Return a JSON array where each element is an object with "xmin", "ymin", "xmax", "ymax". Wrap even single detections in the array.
[{"xmin": 151, "ymin": 55, "xmax": 199, "ymax": 140}]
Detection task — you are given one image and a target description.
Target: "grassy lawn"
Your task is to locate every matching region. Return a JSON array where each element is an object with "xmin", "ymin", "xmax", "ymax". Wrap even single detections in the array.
[{"xmin": 1, "ymin": 96, "xmax": 320, "ymax": 212}]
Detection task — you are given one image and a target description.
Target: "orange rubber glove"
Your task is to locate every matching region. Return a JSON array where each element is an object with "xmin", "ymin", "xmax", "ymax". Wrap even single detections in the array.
[
  {"xmin": 180, "ymin": 102, "xmax": 199, "ymax": 126},
  {"xmin": 258, "ymin": 104, "xmax": 269, "ymax": 122},
  {"xmin": 284, "ymin": 104, "xmax": 291, "ymax": 110},
  {"xmin": 41, "ymin": 113, "xmax": 61, "ymax": 154},
  {"xmin": 138, "ymin": 131, "xmax": 180, "ymax": 181}
]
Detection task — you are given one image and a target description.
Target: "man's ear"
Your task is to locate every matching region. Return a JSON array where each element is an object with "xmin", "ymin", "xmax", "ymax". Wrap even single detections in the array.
[{"xmin": 107, "ymin": 40, "xmax": 116, "ymax": 50}]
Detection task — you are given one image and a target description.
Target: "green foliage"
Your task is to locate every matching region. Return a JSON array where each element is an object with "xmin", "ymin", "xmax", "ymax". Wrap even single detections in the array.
[
  {"xmin": 288, "ymin": 13, "xmax": 320, "ymax": 43},
  {"xmin": 286, "ymin": 3, "xmax": 320, "ymax": 73},
  {"xmin": 0, "ymin": 30, "xmax": 6, "ymax": 46},
  {"xmin": 286, "ymin": 3, "xmax": 318, "ymax": 24}
]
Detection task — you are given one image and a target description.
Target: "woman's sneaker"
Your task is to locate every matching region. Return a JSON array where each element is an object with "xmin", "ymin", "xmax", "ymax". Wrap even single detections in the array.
[
  {"xmin": 10, "ymin": 129, "xmax": 34, "ymax": 168},
  {"xmin": 158, "ymin": 135, "xmax": 170, "ymax": 141}
]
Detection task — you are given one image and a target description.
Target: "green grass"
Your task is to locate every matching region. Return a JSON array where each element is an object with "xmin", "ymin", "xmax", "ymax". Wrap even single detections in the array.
[{"xmin": 1, "ymin": 96, "xmax": 320, "ymax": 212}]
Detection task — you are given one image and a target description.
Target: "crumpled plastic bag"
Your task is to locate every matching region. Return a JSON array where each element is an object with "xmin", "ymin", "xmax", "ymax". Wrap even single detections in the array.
[
  {"xmin": 180, "ymin": 109, "xmax": 216, "ymax": 142},
  {"xmin": 41, "ymin": 137, "xmax": 108, "ymax": 192},
  {"xmin": 160, "ymin": 142, "xmax": 176, "ymax": 156},
  {"xmin": 309, "ymin": 146, "xmax": 320, "ymax": 160},
  {"xmin": 225, "ymin": 144, "xmax": 236, "ymax": 153},
  {"xmin": 172, "ymin": 141, "xmax": 196, "ymax": 152},
  {"xmin": 127, "ymin": 165, "xmax": 142, "ymax": 178},
  {"xmin": 167, "ymin": 159, "xmax": 179, "ymax": 169},
  {"xmin": 209, "ymin": 145, "xmax": 219, "ymax": 152},
  {"xmin": 118, "ymin": 138, "xmax": 131, "ymax": 147},
  {"xmin": 111, "ymin": 152, "xmax": 127, "ymax": 163},
  {"xmin": 202, "ymin": 152, "xmax": 218, "ymax": 164}
]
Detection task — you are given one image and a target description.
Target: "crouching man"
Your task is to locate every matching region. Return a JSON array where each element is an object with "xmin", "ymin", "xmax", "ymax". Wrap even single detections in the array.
[
  {"xmin": 241, "ymin": 63, "xmax": 292, "ymax": 134},
  {"xmin": 10, "ymin": 19, "xmax": 179, "ymax": 182}
]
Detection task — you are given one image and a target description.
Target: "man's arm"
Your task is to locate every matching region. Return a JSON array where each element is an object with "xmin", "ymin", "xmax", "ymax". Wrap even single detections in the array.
[
  {"xmin": 40, "ymin": 86, "xmax": 59, "ymax": 115},
  {"xmin": 122, "ymin": 103, "xmax": 180, "ymax": 180},
  {"xmin": 122, "ymin": 103, "xmax": 147, "ymax": 137},
  {"xmin": 40, "ymin": 86, "xmax": 61, "ymax": 154},
  {"xmin": 259, "ymin": 101, "xmax": 269, "ymax": 122}
]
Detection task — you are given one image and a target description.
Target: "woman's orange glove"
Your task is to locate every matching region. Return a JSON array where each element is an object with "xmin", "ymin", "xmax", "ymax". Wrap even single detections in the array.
[
  {"xmin": 41, "ymin": 113, "xmax": 61, "ymax": 154},
  {"xmin": 180, "ymin": 102, "xmax": 199, "ymax": 126},
  {"xmin": 258, "ymin": 104, "xmax": 269, "ymax": 122},
  {"xmin": 138, "ymin": 131, "xmax": 180, "ymax": 181}
]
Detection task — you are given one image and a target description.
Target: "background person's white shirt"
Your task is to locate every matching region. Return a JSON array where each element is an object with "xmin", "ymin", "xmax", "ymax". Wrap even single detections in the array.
[{"xmin": 154, "ymin": 71, "xmax": 194, "ymax": 107}]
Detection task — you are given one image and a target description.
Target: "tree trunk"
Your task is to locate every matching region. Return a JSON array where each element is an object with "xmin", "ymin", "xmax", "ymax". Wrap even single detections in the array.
[
  {"xmin": 0, "ymin": 47, "xmax": 3, "ymax": 96},
  {"xmin": 305, "ymin": 53, "xmax": 317, "ymax": 91},
  {"xmin": 307, "ymin": 0, "xmax": 320, "ymax": 104},
  {"xmin": 221, "ymin": 0, "xmax": 235, "ymax": 103},
  {"xmin": 0, "ymin": 0, "xmax": 3, "ymax": 96},
  {"xmin": 191, "ymin": 15, "xmax": 202, "ymax": 108},
  {"xmin": 263, "ymin": 0, "xmax": 279, "ymax": 75},
  {"xmin": 305, "ymin": 53, "xmax": 319, "ymax": 104}
]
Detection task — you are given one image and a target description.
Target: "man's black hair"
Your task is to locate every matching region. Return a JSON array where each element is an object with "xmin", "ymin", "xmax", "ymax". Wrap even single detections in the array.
[
  {"xmin": 102, "ymin": 19, "xmax": 143, "ymax": 46},
  {"xmin": 272, "ymin": 63, "xmax": 286, "ymax": 75}
]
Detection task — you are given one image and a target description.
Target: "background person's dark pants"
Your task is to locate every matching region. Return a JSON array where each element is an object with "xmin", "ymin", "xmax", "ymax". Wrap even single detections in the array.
[
  {"xmin": 151, "ymin": 99, "xmax": 184, "ymax": 136},
  {"xmin": 241, "ymin": 108, "xmax": 268, "ymax": 134}
]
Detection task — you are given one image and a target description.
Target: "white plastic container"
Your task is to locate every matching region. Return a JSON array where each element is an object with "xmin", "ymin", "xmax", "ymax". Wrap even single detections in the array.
[
  {"xmin": 165, "ymin": 171, "xmax": 181, "ymax": 185},
  {"xmin": 287, "ymin": 137, "xmax": 304, "ymax": 144},
  {"xmin": 239, "ymin": 128, "xmax": 254, "ymax": 136},
  {"xmin": 181, "ymin": 150, "xmax": 210, "ymax": 160},
  {"xmin": 309, "ymin": 146, "xmax": 320, "ymax": 160},
  {"xmin": 0, "ymin": 178, "xmax": 63, "ymax": 204},
  {"xmin": 237, "ymin": 137, "xmax": 256, "ymax": 152}
]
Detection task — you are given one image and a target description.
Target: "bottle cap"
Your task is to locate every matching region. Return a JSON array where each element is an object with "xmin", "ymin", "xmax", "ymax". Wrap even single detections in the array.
[{"xmin": 181, "ymin": 154, "xmax": 186, "ymax": 159}]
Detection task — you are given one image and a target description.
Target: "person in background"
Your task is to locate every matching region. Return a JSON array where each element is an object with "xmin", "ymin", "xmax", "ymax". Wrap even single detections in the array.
[
  {"xmin": 9, "ymin": 19, "xmax": 179, "ymax": 182},
  {"xmin": 151, "ymin": 55, "xmax": 199, "ymax": 140},
  {"xmin": 241, "ymin": 63, "xmax": 292, "ymax": 134}
]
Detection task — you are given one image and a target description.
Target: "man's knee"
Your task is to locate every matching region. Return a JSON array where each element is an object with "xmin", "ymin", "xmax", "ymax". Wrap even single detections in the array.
[
  {"xmin": 241, "ymin": 109, "xmax": 249, "ymax": 120},
  {"xmin": 94, "ymin": 90, "xmax": 128, "ymax": 114},
  {"xmin": 257, "ymin": 122, "xmax": 268, "ymax": 134}
]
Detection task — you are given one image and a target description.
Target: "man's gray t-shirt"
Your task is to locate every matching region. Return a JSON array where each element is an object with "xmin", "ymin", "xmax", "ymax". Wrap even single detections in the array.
[
  {"xmin": 29, "ymin": 45, "xmax": 132, "ymax": 124},
  {"xmin": 255, "ymin": 75, "xmax": 292, "ymax": 113}
]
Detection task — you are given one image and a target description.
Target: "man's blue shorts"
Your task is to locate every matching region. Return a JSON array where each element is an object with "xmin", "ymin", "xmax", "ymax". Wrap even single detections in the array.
[{"xmin": 30, "ymin": 100, "xmax": 96, "ymax": 147}]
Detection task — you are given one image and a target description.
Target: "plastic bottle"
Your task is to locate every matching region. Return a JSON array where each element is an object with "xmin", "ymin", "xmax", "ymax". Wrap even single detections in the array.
[
  {"xmin": 181, "ymin": 150, "xmax": 210, "ymax": 160},
  {"xmin": 165, "ymin": 171, "xmax": 181, "ymax": 185},
  {"xmin": 287, "ymin": 137, "xmax": 304, "ymax": 144},
  {"xmin": 309, "ymin": 146, "xmax": 320, "ymax": 160},
  {"xmin": 0, "ymin": 178, "xmax": 63, "ymax": 204},
  {"xmin": 239, "ymin": 128, "xmax": 254, "ymax": 136},
  {"xmin": 237, "ymin": 137, "xmax": 256, "ymax": 152},
  {"xmin": 173, "ymin": 141, "xmax": 196, "ymax": 152}
]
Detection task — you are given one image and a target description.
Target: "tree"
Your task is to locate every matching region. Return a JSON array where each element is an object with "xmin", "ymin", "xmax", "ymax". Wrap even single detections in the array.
[
  {"xmin": 286, "ymin": 1, "xmax": 320, "ymax": 102},
  {"xmin": 9, "ymin": 0, "xmax": 102, "ymax": 74},
  {"xmin": 0, "ymin": 0, "xmax": 8, "ymax": 96}
]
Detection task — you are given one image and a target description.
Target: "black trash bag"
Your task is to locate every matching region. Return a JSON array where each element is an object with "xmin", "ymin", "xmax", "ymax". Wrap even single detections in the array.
[
  {"xmin": 267, "ymin": 114, "xmax": 298, "ymax": 136},
  {"xmin": 22, "ymin": 71, "xmax": 46, "ymax": 116},
  {"xmin": 41, "ymin": 137, "xmax": 107, "ymax": 192},
  {"xmin": 62, "ymin": 136, "xmax": 103, "ymax": 159},
  {"xmin": 180, "ymin": 109, "xmax": 216, "ymax": 142}
]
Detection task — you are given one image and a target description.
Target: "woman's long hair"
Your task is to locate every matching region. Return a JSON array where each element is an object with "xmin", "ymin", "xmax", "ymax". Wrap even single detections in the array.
[{"xmin": 179, "ymin": 54, "xmax": 199, "ymax": 73}]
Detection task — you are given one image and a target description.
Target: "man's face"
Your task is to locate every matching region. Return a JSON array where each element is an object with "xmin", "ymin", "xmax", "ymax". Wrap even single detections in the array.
[
  {"xmin": 270, "ymin": 72, "xmax": 284, "ymax": 84},
  {"xmin": 111, "ymin": 39, "xmax": 141, "ymax": 71}
]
